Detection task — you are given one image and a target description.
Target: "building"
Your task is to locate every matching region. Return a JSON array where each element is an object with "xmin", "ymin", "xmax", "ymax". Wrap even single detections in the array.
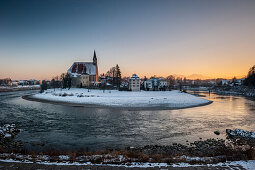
[
  {"xmin": 236, "ymin": 79, "xmax": 245, "ymax": 86},
  {"xmin": 0, "ymin": 78, "xmax": 12, "ymax": 86},
  {"xmin": 144, "ymin": 78, "xmax": 168, "ymax": 91},
  {"xmin": 221, "ymin": 79, "xmax": 229, "ymax": 86},
  {"xmin": 67, "ymin": 50, "xmax": 99, "ymax": 87},
  {"xmin": 129, "ymin": 74, "xmax": 140, "ymax": 91},
  {"xmin": 144, "ymin": 79, "xmax": 153, "ymax": 90},
  {"xmin": 158, "ymin": 79, "xmax": 168, "ymax": 90}
]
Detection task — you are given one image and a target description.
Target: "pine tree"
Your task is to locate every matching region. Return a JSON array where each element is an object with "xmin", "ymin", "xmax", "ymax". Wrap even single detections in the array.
[{"xmin": 115, "ymin": 64, "xmax": 121, "ymax": 89}]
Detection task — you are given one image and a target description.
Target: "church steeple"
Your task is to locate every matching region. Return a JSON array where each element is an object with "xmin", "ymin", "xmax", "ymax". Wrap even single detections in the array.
[{"xmin": 93, "ymin": 50, "xmax": 97, "ymax": 65}]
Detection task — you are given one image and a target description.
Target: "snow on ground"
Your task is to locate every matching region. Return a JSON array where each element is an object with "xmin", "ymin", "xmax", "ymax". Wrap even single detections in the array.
[
  {"xmin": 31, "ymin": 88, "xmax": 211, "ymax": 108},
  {"xmin": 0, "ymin": 85, "xmax": 40, "ymax": 89},
  {"xmin": 226, "ymin": 129, "xmax": 255, "ymax": 138},
  {"xmin": 0, "ymin": 159, "xmax": 254, "ymax": 169}
]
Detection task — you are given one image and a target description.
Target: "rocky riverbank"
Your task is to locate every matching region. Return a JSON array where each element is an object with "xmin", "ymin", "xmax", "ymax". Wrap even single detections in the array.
[{"xmin": 0, "ymin": 124, "xmax": 23, "ymax": 152}]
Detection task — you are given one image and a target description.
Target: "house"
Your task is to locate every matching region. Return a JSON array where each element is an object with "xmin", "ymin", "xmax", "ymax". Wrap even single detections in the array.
[
  {"xmin": 99, "ymin": 75, "xmax": 113, "ymax": 86},
  {"xmin": 120, "ymin": 81, "xmax": 129, "ymax": 89},
  {"xmin": 67, "ymin": 50, "xmax": 99, "ymax": 87},
  {"xmin": 221, "ymin": 79, "xmax": 229, "ymax": 86},
  {"xmin": 129, "ymin": 74, "xmax": 140, "ymax": 91},
  {"xmin": 0, "ymin": 78, "xmax": 12, "ymax": 86},
  {"xmin": 144, "ymin": 78, "xmax": 168, "ymax": 91},
  {"xmin": 12, "ymin": 81, "xmax": 18, "ymax": 86},
  {"xmin": 158, "ymin": 79, "xmax": 168, "ymax": 90},
  {"xmin": 144, "ymin": 79, "xmax": 153, "ymax": 90},
  {"xmin": 18, "ymin": 80, "xmax": 25, "ymax": 86},
  {"xmin": 236, "ymin": 79, "xmax": 245, "ymax": 86}
]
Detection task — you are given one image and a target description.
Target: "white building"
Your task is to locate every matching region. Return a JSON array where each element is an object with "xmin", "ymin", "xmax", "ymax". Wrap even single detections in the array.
[
  {"xmin": 159, "ymin": 80, "xmax": 168, "ymax": 88},
  {"xmin": 221, "ymin": 80, "xmax": 229, "ymax": 85},
  {"xmin": 144, "ymin": 79, "xmax": 153, "ymax": 89},
  {"xmin": 129, "ymin": 74, "xmax": 140, "ymax": 91},
  {"xmin": 144, "ymin": 78, "xmax": 168, "ymax": 91}
]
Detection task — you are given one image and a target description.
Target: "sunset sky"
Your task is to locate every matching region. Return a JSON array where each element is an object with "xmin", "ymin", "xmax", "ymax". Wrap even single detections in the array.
[{"xmin": 1, "ymin": 0, "xmax": 255, "ymax": 80}]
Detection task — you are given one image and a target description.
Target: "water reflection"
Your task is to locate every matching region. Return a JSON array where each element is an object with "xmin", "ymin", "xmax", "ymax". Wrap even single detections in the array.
[{"xmin": 0, "ymin": 90, "xmax": 255, "ymax": 151}]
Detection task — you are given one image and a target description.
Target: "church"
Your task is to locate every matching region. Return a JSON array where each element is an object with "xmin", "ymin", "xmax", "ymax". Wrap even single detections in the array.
[{"xmin": 67, "ymin": 50, "xmax": 99, "ymax": 87}]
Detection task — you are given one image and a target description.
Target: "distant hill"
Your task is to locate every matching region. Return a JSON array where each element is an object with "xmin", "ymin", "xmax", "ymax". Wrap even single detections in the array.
[
  {"xmin": 187, "ymin": 74, "xmax": 212, "ymax": 80},
  {"xmin": 170, "ymin": 74, "xmax": 246, "ymax": 80},
  {"xmin": 172, "ymin": 74, "xmax": 211, "ymax": 80}
]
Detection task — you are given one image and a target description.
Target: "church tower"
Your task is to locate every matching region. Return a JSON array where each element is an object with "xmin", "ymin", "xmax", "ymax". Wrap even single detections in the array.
[
  {"xmin": 93, "ymin": 50, "xmax": 97, "ymax": 65},
  {"xmin": 93, "ymin": 50, "xmax": 98, "ymax": 82}
]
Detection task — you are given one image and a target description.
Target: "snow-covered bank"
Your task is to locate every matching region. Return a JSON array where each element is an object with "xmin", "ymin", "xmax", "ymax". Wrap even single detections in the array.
[
  {"xmin": 0, "ymin": 85, "xmax": 40, "ymax": 92},
  {"xmin": 0, "ymin": 157, "xmax": 254, "ymax": 169},
  {"xmin": 0, "ymin": 124, "xmax": 19, "ymax": 139},
  {"xmin": 29, "ymin": 88, "xmax": 212, "ymax": 109},
  {"xmin": 0, "ymin": 124, "xmax": 23, "ymax": 150}
]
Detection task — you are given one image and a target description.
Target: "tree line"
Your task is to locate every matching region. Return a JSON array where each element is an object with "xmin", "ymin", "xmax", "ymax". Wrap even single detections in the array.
[
  {"xmin": 40, "ymin": 73, "xmax": 72, "ymax": 93},
  {"xmin": 244, "ymin": 65, "xmax": 255, "ymax": 87},
  {"xmin": 101, "ymin": 64, "xmax": 122, "ymax": 89}
]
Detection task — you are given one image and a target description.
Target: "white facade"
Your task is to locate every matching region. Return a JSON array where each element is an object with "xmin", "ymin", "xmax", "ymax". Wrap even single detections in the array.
[
  {"xmin": 129, "ymin": 74, "xmax": 140, "ymax": 91},
  {"xmin": 144, "ymin": 78, "xmax": 168, "ymax": 90},
  {"xmin": 159, "ymin": 80, "xmax": 168, "ymax": 88},
  {"xmin": 144, "ymin": 80, "xmax": 153, "ymax": 89},
  {"xmin": 221, "ymin": 80, "xmax": 229, "ymax": 85}
]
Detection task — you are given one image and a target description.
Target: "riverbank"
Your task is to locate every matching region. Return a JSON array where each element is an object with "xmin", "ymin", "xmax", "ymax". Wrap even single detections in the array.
[
  {"xmin": 1, "ymin": 123, "xmax": 255, "ymax": 168},
  {"xmin": 186, "ymin": 86, "xmax": 255, "ymax": 98},
  {"xmin": 25, "ymin": 88, "xmax": 212, "ymax": 110},
  {"xmin": 212, "ymin": 86, "xmax": 255, "ymax": 98},
  {"xmin": 0, "ymin": 139, "xmax": 254, "ymax": 169},
  {"xmin": 2, "ymin": 90, "xmax": 255, "ymax": 169},
  {"xmin": 0, "ymin": 159, "xmax": 254, "ymax": 169},
  {"xmin": 0, "ymin": 85, "xmax": 40, "ymax": 93}
]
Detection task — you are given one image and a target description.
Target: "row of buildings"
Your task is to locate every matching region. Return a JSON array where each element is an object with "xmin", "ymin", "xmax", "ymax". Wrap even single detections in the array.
[
  {"xmin": 0, "ymin": 78, "xmax": 40, "ymax": 86},
  {"xmin": 120, "ymin": 75, "xmax": 169, "ymax": 91},
  {"xmin": 66, "ymin": 51, "xmax": 169, "ymax": 91},
  {"xmin": 65, "ymin": 51, "xmax": 246, "ymax": 91},
  {"xmin": 1, "ymin": 50, "xmax": 245, "ymax": 92},
  {"xmin": 128, "ymin": 77, "xmax": 245, "ymax": 91}
]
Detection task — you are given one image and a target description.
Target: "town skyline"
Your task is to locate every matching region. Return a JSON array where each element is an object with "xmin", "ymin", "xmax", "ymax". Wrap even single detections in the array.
[{"xmin": 1, "ymin": 0, "xmax": 255, "ymax": 80}]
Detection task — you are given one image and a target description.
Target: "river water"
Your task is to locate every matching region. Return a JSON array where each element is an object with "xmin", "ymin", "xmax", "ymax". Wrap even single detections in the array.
[{"xmin": 0, "ymin": 90, "xmax": 255, "ymax": 151}]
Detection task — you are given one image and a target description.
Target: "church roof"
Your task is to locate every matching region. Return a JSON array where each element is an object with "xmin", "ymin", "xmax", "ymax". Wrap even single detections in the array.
[{"xmin": 67, "ymin": 62, "xmax": 97, "ymax": 77}]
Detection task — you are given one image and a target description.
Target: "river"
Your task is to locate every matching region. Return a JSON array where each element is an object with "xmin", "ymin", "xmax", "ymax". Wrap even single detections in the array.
[{"xmin": 0, "ymin": 90, "xmax": 255, "ymax": 151}]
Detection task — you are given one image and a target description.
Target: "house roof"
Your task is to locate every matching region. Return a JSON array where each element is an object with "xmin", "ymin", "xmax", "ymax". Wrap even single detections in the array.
[
  {"xmin": 68, "ymin": 62, "xmax": 97, "ymax": 77},
  {"xmin": 130, "ymin": 74, "xmax": 140, "ymax": 79}
]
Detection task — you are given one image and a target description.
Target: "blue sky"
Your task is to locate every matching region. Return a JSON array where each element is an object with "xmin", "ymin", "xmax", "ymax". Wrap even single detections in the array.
[{"xmin": 1, "ymin": 0, "xmax": 255, "ymax": 80}]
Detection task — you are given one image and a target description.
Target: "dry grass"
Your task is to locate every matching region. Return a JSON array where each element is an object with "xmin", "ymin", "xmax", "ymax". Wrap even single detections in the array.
[{"xmin": 1, "ymin": 141, "xmax": 255, "ymax": 165}]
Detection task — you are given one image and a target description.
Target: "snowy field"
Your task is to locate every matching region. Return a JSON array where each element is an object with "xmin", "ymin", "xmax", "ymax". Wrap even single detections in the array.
[{"xmin": 31, "ymin": 88, "xmax": 211, "ymax": 109}]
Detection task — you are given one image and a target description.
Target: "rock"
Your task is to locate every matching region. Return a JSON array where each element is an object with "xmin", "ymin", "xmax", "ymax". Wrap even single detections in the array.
[
  {"xmin": 214, "ymin": 131, "xmax": 220, "ymax": 135},
  {"xmin": 4, "ymin": 133, "xmax": 12, "ymax": 138}
]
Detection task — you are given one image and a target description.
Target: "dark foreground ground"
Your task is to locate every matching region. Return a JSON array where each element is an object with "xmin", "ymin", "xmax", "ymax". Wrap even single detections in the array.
[{"xmin": 0, "ymin": 161, "xmax": 245, "ymax": 170}]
